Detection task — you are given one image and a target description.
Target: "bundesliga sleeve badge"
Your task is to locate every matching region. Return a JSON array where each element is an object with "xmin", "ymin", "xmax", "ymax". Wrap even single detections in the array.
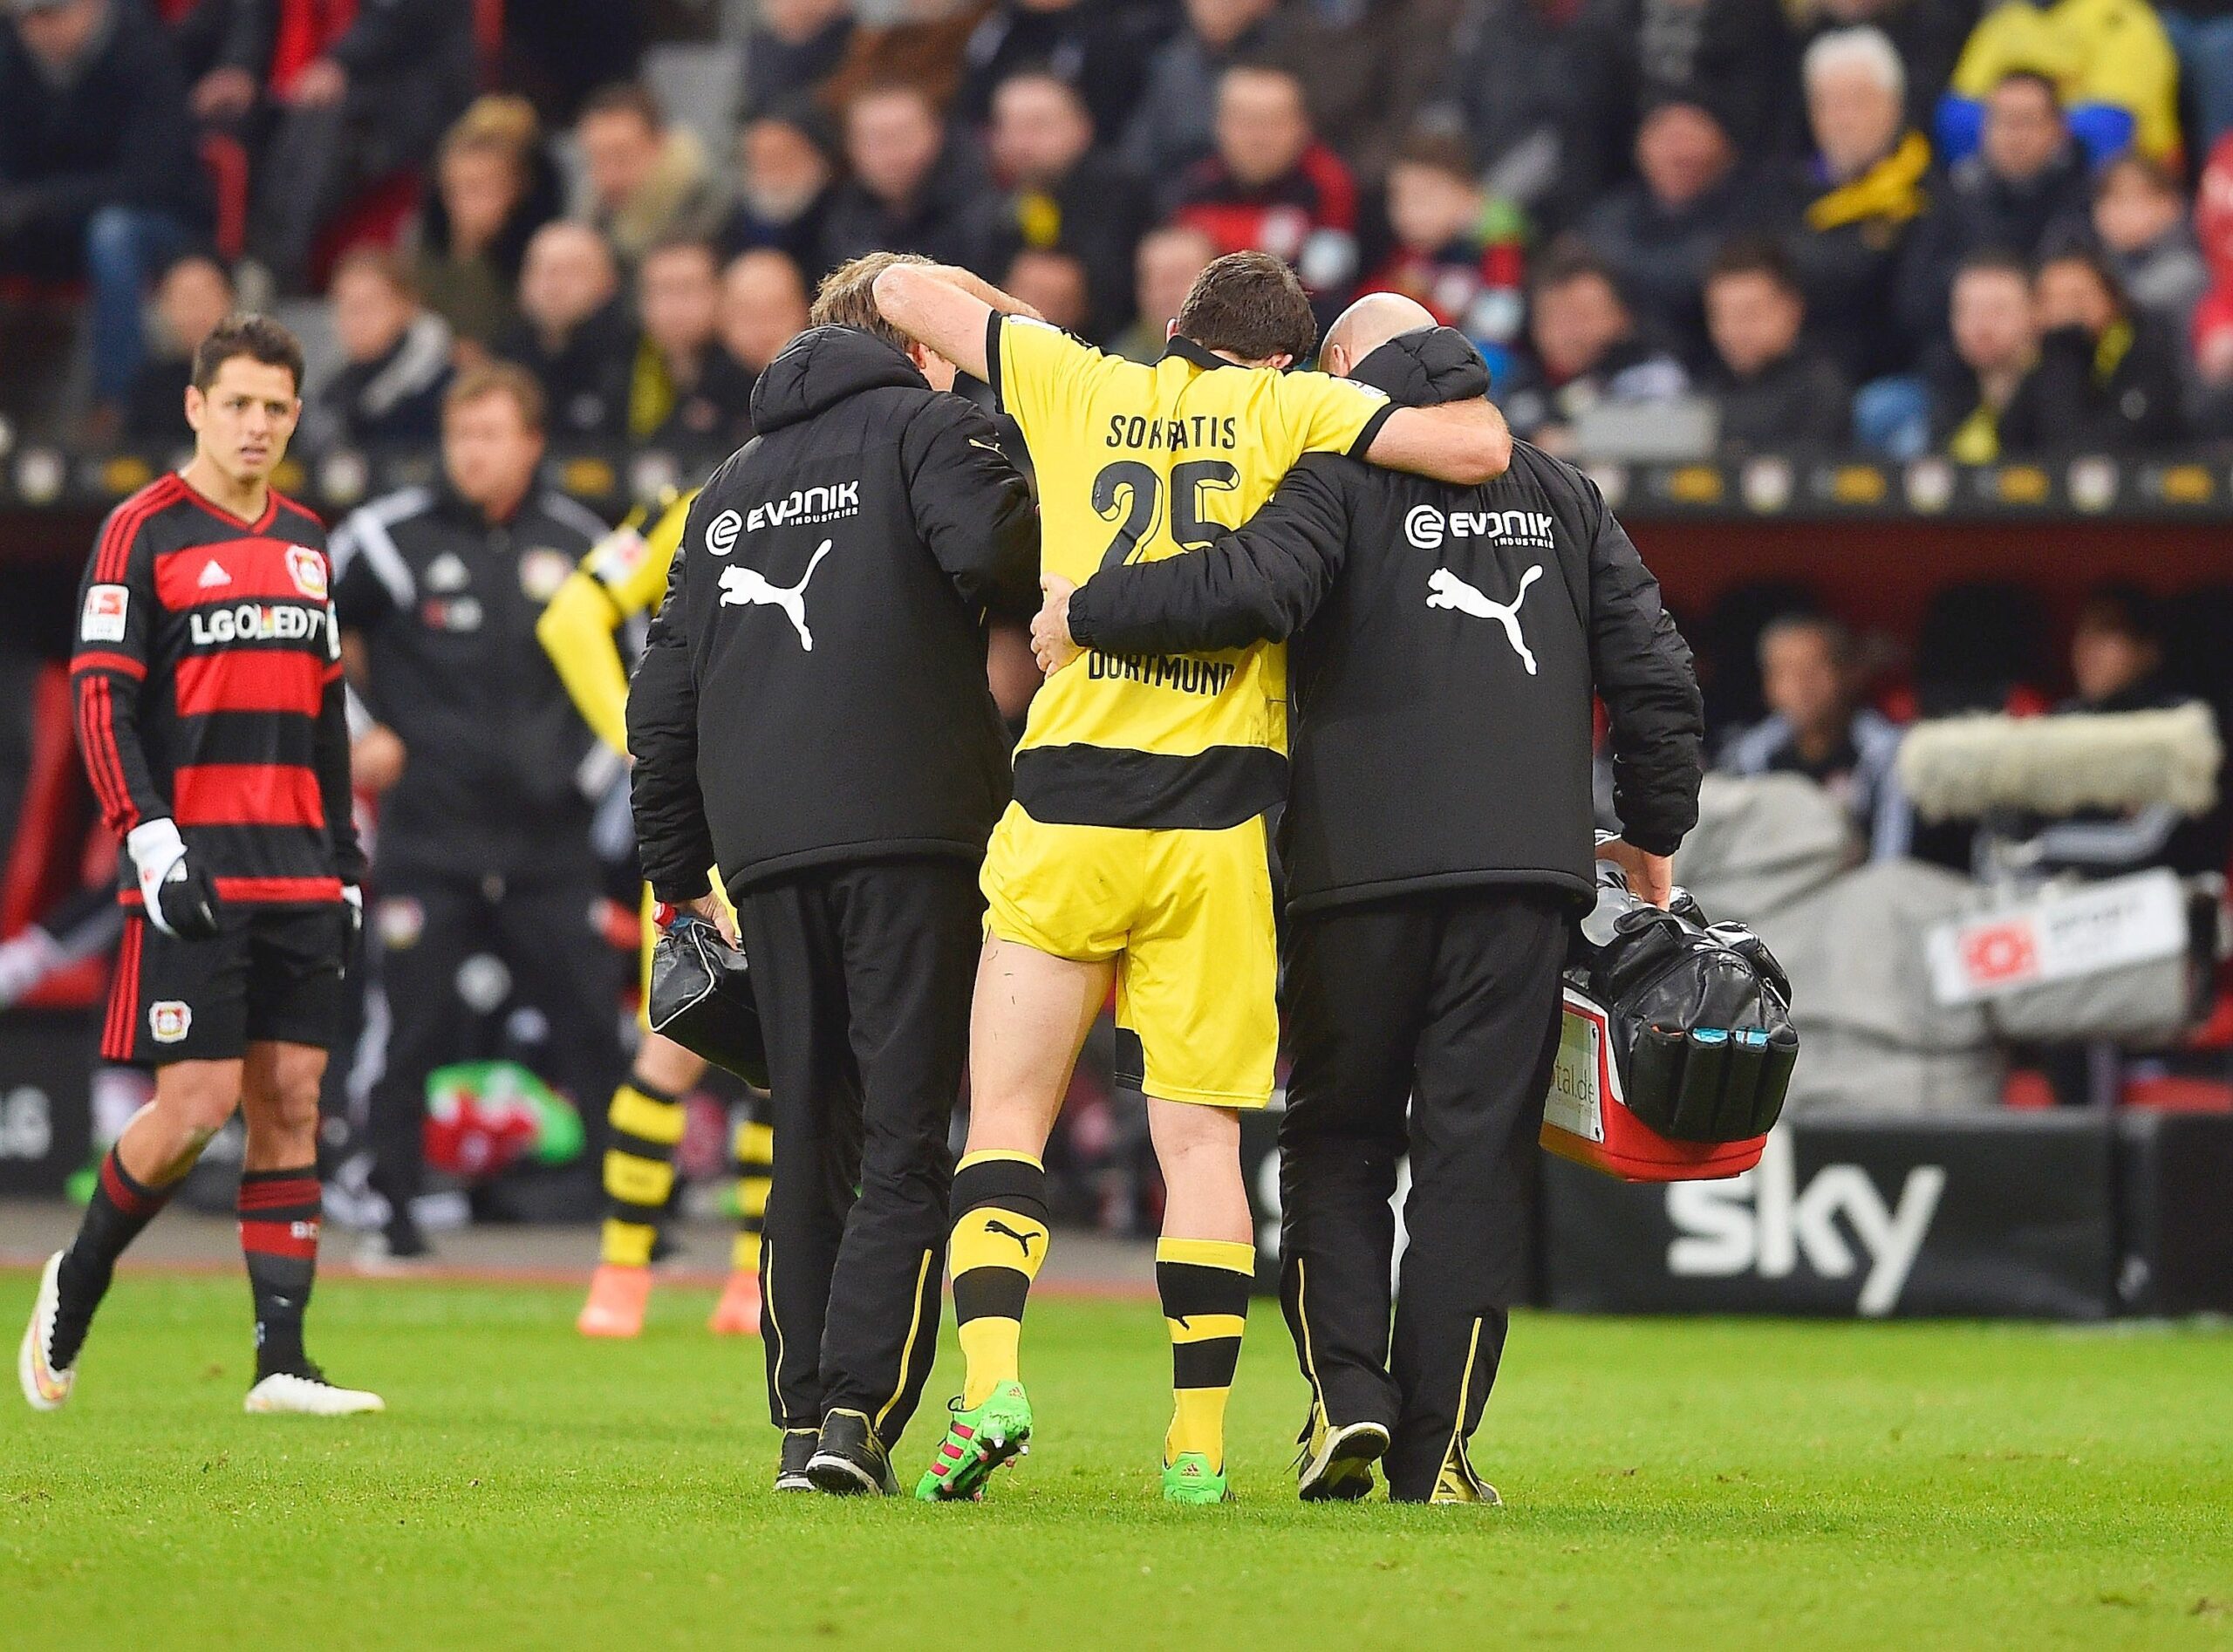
[
  {"xmin": 81, "ymin": 584, "xmax": 129, "ymax": 643},
  {"xmin": 588, "ymin": 526, "xmax": 649, "ymax": 587}
]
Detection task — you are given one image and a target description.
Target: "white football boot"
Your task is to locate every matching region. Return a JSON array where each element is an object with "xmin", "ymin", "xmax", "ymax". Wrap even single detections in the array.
[
  {"xmin": 17, "ymin": 1251, "xmax": 75, "ymax": 1411},
  {"xmin": 243, "ymin": 1369, "xmax": 386, "ymax": 1416}
]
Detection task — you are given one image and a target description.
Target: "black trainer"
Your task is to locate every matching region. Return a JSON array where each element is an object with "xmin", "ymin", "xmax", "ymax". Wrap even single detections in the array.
[
  {"xmin": 775, "ymin": 1428, "xmax": 818, "ymax": 1492},
  {"xmin": 1294, "ymin": 1402, "xmax": 1390, "ymax": 1503},
  {"xmin": 806, "ymin": 1408, "xmax": 898, "ymax": 1495}
]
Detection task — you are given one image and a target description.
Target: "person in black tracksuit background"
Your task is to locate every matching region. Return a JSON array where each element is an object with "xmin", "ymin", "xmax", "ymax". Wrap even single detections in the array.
[
  {"xmin": 1035, "ymin": 296, "xmax": 1704, "ymax": 1503},
  {"xmin": 628, "ymin": 254, "xmax": 1038, "ymax": 1493},
  {"xmin": 331, "ymin": 365, "xmax": 624, "ymax": 1261}
]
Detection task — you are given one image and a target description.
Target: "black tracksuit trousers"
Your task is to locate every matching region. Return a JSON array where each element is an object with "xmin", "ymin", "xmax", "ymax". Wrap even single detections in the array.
[
  {"xmin": 738, "ymin": 858, "xmax": 980, "ymax": 1444},
  {"xmin": 1277, "ymin": 886, "xmax": 1569, "ymax": 1501}
]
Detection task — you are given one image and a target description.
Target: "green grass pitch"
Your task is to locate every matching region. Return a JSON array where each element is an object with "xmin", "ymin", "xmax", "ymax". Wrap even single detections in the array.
[{"xmin": 2, "ymin": 1272, "xmax": 2229, "ymax": 1650}]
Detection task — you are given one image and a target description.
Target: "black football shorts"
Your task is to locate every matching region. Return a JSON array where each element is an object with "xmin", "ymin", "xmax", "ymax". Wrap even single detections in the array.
[{"xmin": 100, "ymin": 905, "xmax": 348, "ymax": 1066}]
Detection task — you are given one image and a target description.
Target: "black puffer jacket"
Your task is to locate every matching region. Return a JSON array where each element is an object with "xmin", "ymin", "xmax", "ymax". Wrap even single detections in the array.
[
  {"xmin": 1067, "ymin": 324, "xmax": 1704, "ymax": 909},
  {"xmin": 629, "ymin": 325, "xmax": 1039, "ymax": 900}
]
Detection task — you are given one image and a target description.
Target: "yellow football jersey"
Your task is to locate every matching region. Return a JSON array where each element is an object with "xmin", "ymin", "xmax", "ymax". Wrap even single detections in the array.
[
  {"xmin": 994, "ymin": 316, "xmax": 1392, "ymax": 830},
  {"xmin": 536, "ymin": 489, "xmax": 696, "ymax": 754}
]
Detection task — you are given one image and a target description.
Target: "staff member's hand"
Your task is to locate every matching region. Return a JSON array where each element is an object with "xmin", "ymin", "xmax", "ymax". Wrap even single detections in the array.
[
  {"xmin": 1032, "ymin": 574, "xmax": 1082, "ymax": 676},
  {"xmin": 1599, "ymin": 837, "xmax": 1673, "ymax": 908},
  {"xmin": 684, "ymin": 891, "xmax": 741, "ymax": 949}
]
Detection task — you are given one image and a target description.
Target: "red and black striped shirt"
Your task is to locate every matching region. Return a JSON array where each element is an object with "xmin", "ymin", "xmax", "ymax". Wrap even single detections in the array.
[{"xmin": 72, "ymin": 474, "xmax": 365, "ymax": 907}]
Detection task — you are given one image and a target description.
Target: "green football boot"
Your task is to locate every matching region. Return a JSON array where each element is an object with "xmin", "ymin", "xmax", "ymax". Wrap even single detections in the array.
[
  {"xmin": 915, "ymin": 1380, "xmax": 1033, "ymax": 1502},
  {"xmin": 1161, "ymin": 1451, "xmax": 1232, "ymax": 1505}
]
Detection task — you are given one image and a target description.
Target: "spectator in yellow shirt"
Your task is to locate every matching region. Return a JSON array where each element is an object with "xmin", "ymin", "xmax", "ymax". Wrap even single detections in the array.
[{"xmin": 1944, "ymin": 0, "xmax": 2182, "ymax": 163}]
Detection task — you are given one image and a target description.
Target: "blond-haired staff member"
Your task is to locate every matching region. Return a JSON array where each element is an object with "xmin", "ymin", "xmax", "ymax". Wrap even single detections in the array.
[{"xmin": 629, "ymin": 254, "xmax": 1038, "ymax": 1494}]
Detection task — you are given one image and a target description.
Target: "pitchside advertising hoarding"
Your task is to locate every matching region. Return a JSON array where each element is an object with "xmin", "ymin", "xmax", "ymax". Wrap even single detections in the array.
[
  {"xmin": 0, "ymin": 1014, "xmax": 92, "ymax": 1197},
  {"xmin": 3, "ymin": 1017, "xmax": 2224, "ymax": 1317},
  {"xmin": 1241, "ymin": 1107, "xmax": 2233, "ymax": 1319},
  {"xmin": 1542, "ymin": 1114, "xmax": 2116, "ymax": 1319}
]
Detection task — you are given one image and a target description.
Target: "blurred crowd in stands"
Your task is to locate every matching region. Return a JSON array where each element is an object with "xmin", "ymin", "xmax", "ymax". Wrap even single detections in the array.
[{"xmin": 13, "ymin": 0, "xmax": 2233, "ymax": 459}]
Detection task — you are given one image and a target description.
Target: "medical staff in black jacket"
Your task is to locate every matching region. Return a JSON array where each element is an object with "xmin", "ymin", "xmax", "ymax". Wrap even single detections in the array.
[
  {"xmin": 1034, "ymin": 296, "xmax": 1705, "ymax": 1504},
  {"xmin": 628, "ymin": 257, "xmax": 1039, "ymax": 1495}
]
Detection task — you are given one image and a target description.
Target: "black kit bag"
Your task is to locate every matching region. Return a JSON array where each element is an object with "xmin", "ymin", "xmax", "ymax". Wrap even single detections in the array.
[
  {"xmin": 646, "ymin": 913, "xmax": 770, "ymax": 1089},
  {"xmin": 1571, "ymin": 867, "xmax": 1799, "ymax": 1143}
]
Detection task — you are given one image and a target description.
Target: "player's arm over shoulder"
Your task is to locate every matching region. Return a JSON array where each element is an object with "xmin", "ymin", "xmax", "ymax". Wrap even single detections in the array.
[
  {"xmin": 537, "ymin": 495, "xmax": 690, "ymax": 756},
  {"xmin": 871, "ymin": 262, "xmax": 1045, "ymax": 386},
  {"xmin": 1363, "ymin": 394, "xmax": 1510, "ymax": 486},
  {"xmin": 1279, "ymin": 368, "xmax": 1507, "ymax": 486}
]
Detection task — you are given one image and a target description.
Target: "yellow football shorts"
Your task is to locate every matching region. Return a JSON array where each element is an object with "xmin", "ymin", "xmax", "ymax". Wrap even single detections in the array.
[{"xmin": 980, "ymin": 802, "xmax": 1278, "ymax": 1109}]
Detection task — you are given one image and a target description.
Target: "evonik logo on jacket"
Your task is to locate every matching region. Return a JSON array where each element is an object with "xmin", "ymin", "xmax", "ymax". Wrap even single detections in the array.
[
  {"xmin": 1403, "ymin": 503, "xmax": 1556, "ymax": 552},
  {"xmin": 747, "ymin": 481, "xmax": 861, "ymax": 533}
]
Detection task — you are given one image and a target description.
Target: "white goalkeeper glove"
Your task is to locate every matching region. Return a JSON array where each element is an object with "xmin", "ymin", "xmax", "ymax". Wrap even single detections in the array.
[{"xmin": 126, "ymin": 818, "xmax": 222, "ymax": 940}]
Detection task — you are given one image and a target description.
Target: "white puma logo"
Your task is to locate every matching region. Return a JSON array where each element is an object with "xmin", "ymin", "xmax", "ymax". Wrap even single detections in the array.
[
  {"xmin": 1426, "ymin": 564, "xmax": 1542, "ymax": 674},
  {"xmin": 719, "ymin": 540, "xmax": 835, "ymax": 650}
]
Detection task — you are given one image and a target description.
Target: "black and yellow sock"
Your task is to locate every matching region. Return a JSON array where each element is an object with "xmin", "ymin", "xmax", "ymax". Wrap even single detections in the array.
[
  {"xmin": 1156, "ymin": 1238, "xmax": 1254, "ymax": 1471},
  {"xmin": 948, "ymin": 1151, "xmax": 1049, "ymax": 1408},
  {"xmin": 598, "ymin": 1076, "xmax": 685, "ymax": 1268},
  {"xmin": 730, "ymin": 1116, "xmax": 772, "ymax": 1274}
]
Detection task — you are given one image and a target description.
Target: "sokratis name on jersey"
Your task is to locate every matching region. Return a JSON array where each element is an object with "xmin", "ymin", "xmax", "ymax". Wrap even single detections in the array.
[
  {"xmin": 1105, "ymin": 413, "xmax": 1241, "ymax": 452},
  {"xmin": 188, "ymin": 600, "xmax": 332, "ymax": 645},
  {"xmin": 744, "ymin": 480, "xmax": 860, "ymax": 533},
  {"xmin": 1087, "ymin": 649, "xmax": 1239, "ymax": 697}
]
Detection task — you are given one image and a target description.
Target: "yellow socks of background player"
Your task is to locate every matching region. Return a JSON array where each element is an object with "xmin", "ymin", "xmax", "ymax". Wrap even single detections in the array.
[
  {"xmin": 731, "ymin": 1117, "xmax": 773, "ymax": 1273},
  {"xmin": 948, "ymin": 1151, "xmax": 1050, "ymax": 1408},
  {"xmin": 599, "ymin": 1077, "xmax": 685, "ymax": 1267},
  {"xmin": 1156, "ymin": 1239, "xmax": 1254, "ymax": 1471}
]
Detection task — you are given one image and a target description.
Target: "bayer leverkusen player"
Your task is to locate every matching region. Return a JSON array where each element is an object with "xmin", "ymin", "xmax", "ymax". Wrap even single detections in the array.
[{"xmin": 18, "ymin": 317, "xmax": 382, "ymax": 1417}]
